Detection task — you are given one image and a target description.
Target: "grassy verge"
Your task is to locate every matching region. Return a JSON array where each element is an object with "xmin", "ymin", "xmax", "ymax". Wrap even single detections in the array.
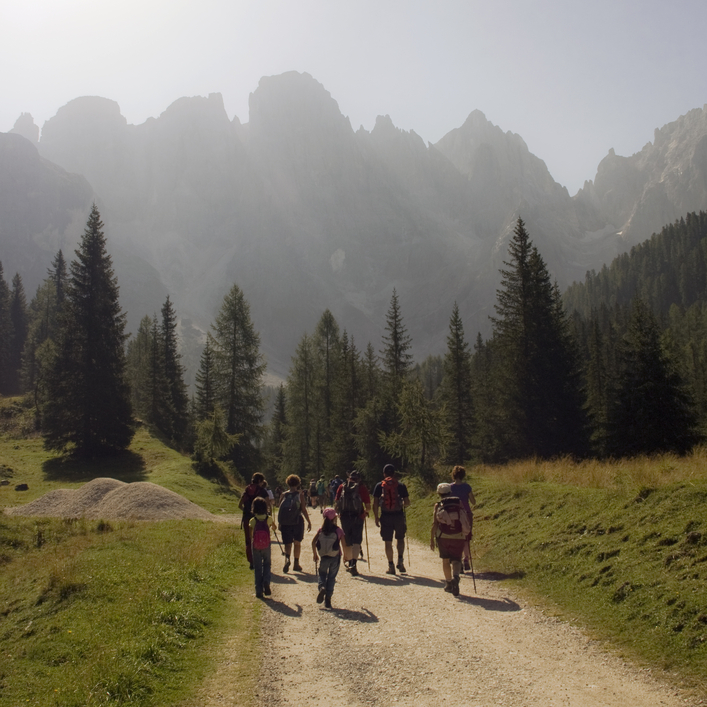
[
  {"xmin": 406, "ymin": 460, "xmax": 707, "ymax": 694},
  {"xmin": 0, "ymin": 516, "xmax": 258, "ymax": 706}
]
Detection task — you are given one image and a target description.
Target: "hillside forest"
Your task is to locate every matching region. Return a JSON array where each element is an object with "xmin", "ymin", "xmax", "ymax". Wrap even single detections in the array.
[{"xmin": 2, "ymin": 206, "xmax": 707, "ymax": 482}]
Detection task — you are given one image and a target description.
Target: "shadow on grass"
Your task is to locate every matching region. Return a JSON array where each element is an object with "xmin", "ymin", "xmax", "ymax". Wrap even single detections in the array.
[
  {"xmin": 328, "ymin": 607, "xmax": 379, "ymax": 622},
  {"xmin": 454, "ymin": 595, "xmax": 521, "ymax": 612},
  {"xmin": 264, "ymin": 599, "xmax": 303, "ymax": 618},
  {"xmin": 473, "ymin": 571, "xmax": 526, "ymax": 581},
  {"xmin": 42, "ymin": 450, "xmax": 148, "ymax": 483}
]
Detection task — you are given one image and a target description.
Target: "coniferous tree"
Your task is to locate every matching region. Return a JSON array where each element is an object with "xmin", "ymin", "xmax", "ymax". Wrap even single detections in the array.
[
  {"xmin": 49, "ymin": 250, "xmax": 67, "ymax": 307},
  {"xmin": 440, "ymin": 302, "xmax": 474, "ymax": 464},
  {"xmin": 211, "ymin": 283, "xmax": 265, "ymax": 473},
  {"xmin": 605, "ymin": 299, "xmax": 699, "ymax": 456},
  {"xmin": 195, "ymin": 334, "xmax": 217, "ymax": 420},
  {"xmin": 42, "ymin": 205, "xmax": 133, "ymax": 455},
  {"xmin": 263, "ymin": 384, "xmax": 287, "ymax": 483},
  {"xmin": 161, "ymin": 296, "xmax": 189, "ymax": 442},
  {"xmin": 126, "ymin": 315, "xmax": 153, "ymax": 421},
  {"xmin": 0, "ymin": 263, "xmax": 13, "ymax": 395},
  {"xmin": 146, "ymin": 316, "xmax": 172, "ymax": 433},
  {"xmin": 8, "ymin": 274, "xmax": 28, "ymax": 394},
  {"xmin": 381, "ymin": 288, "xmax": 413, "ymax": 393}
]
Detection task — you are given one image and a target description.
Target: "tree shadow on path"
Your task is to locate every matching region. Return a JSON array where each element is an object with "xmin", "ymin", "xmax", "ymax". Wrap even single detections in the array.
[
  {"xmin": 264, "ymin": 599, "xmax": 303, "ymax": 618},
  {"xmin": 454, "ymin": 595, "xmax": 521, "ymax": 612}
]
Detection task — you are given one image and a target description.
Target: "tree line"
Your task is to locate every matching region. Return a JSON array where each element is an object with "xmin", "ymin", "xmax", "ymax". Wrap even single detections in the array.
[{"xmin": 0, "ymin": 208, "xmax": 702, "ymax": 482}]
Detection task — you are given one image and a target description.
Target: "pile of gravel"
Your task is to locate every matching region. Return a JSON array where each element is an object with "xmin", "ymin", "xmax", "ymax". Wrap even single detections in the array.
[{"xmin": 5, "ymin": 477, "xmax": 214, "ymax": 521}]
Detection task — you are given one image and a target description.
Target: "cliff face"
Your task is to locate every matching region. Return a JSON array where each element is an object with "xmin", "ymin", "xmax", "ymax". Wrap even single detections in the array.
[{"xmin": 5, "ymin": 74, "xmax": 707, "ymax": 374}]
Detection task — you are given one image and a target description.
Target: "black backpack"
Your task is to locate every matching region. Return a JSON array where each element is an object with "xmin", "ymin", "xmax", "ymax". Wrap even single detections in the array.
[
  {"xmin": 337, "ymin": 480, "xmax": 363, "ymax": 515},
  {"xmin": 278, "ymin": 490, "xmax": 301, "ymax": 526}
]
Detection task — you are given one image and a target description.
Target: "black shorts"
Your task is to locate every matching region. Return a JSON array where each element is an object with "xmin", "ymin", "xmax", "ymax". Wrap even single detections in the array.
[
  {"xmin": 379, "ymin": 512, "xmax": 406, "ymax": 542},
  {"xmin": 340, "ymin": 513, "xmax": 364, "ymax": 545},
  {"xmin": 280, "ymin": 517, "xmax": 305, "ymax": 545}
]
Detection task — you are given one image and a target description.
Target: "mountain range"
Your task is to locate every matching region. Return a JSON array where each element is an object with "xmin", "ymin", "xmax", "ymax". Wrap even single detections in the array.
[{"xmin": 2, "ymin": 71, "xmax": 707, "ymax": 377}]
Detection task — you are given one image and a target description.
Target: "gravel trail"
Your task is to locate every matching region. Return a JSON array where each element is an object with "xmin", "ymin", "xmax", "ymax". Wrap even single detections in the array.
[{"xmin": 197, "ymin": 520, "xmax": 699, "ymax": 707}]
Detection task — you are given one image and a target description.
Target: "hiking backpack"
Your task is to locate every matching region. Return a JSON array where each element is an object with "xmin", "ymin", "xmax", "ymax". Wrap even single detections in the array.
[
  {"xmin": 241, "ymin": 483, "xmax": 260, "ymax": 516},
  {"xmin": 317, "ymin": 479, "xmax": 326, "ymax": 497},
  {"xmin": 435, "ymin": 496, "xmax": 471, "ymax": 537},
  {"xmin": 278, "ymin": 490, "xmax": 301, "ymax": 526},
  {"xmin": 316, "ymin": 529, "xmax": 341, "ymax": 557},
  {"xmin": 309, "ymin": 480, "xmax": 317, "ymax": 496},
  {"xmin": 337, "ymin": 480, "xmax": 363, "ymax": 515},
  {"xmin": 252, "ymin": 517, "xmax": 271, "ymax": 550},
  {"xmin": 330, "ymin": 477, "xmax": 343, "ymax": 499},
  {"xmin": 381, "ymin": 477, "xmax": 402, "ymax": 512}
]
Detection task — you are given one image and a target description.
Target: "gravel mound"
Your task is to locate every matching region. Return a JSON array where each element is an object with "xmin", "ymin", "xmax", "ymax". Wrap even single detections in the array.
[{"xmin": 6, "ymin": 477, "xmax": 214, "ymax": 521}]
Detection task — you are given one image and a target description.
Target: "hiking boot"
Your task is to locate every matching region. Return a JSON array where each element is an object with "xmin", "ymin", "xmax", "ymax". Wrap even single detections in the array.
[
  {"xmin": 349, "ymin": 563, "xmax": 360, "ymax": 577},
  {"xmin": 263, "ymin": 584, "xmax": 271, "ymax": 596},
  {"xmin": 463, "ymin": 558, "xmax": 471, "ymax": 572},
  {"xmin": 256, "ymin": 591, "xmax": 264, "ymax": 599},
  {"xmin": 452, "ymin": 576, "xmax": 460, "ymax": 597},
  {"xmin": 316, "ymin": 588, "xmax": 326, "ymax": 604},
  {"xmin": 396, "ymin": 559, "xmax": 406, "ymax": 573},
  {"xmin": 293, "ymin": 560, "xmax": 303, "ymax": 572},
  {"xmin": 386, "ymin": 562, "xmax": 396, "ymax": 575},
  {"xmin": 283, "ymin": 558, "xmax": 291, "ymax": 573},
  {"xmin": 325, "ymin": 595, "xmax": 332, "ymax": 609},
  {"xmin": 444, "ymin": 580, "xmax": 453, "ymax": 593}
]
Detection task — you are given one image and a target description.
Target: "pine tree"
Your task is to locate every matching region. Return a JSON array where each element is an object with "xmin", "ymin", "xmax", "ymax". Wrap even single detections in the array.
[
  {"xmin": 146, "ymin": 316, "xmax": 172, "ymax": 433},
  {"xmin": 126, "ymin": 315, "xmax": 153, "ymax": 421},
  {"xmin": 160, "ymin": 296, "xmax": 189, "ymax": 442},
  {"xmin": 211, "ymin": 283, "xmax": 265, "ymax": 473},
  {"xmin": 440, "ymin": 302, "xmax": 474, "ymax": 464},
  {"xmin": 195, "ymin": 334, "xmax": 217, "ymax": 420},
  {"xmin": 8, "ymin": 274, "xmax": 28, "ymax": 394},
  {"xmin": 42, "ymin": 205, "xmax": 133, "ymax": 456},
  {"xmin": 49, "ymin": 250, "xmax": 67, "ymax": 307},
  {"xmin": 605, "ymin": 299, "xmax": 699, "ymax": 456},
  {"xmin": 0, "ymin": 263, "xmax": 13, "ymax": 395},
  {"xmin": 380, "ymin": 288, "xmax": 413, "ymax": 392},
  {"xmin": 263, "ymin": 384, "xmax": 287, "ymax": 483}
]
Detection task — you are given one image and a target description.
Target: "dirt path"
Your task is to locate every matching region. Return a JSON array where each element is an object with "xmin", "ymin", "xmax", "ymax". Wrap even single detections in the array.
[{"xmin": 196, "ymin": 520, "xmax": 700, "ymax": 707}]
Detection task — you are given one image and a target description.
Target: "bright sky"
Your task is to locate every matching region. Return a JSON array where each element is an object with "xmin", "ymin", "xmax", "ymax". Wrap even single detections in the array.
[{"xmin": 1, "ymin": 0, "xmax": 705, "ymax": 194}]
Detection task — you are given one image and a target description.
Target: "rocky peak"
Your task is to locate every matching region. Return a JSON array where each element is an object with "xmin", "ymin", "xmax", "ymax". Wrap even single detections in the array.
[{"xmin": 9, "ymin": 113, "xmax": 39, "ymax": 144}]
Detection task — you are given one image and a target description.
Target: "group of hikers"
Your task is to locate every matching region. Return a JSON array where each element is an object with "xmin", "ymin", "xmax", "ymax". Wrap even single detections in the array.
[{"xmin": 239, "ymin": 464, "xmax": 475, "ymax": 608}]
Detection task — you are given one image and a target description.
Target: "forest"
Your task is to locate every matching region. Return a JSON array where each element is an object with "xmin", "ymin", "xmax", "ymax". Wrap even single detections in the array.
[{"xmin": 1, "ymin": 207, "xmax": 706, "ymax": 484}]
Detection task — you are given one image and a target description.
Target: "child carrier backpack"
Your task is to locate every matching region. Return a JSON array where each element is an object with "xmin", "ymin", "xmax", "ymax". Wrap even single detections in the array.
[
  {"xmin": 316, "ymin": 529, "xmax": 341, "ymax": 557},
  {"xmin": 252, "ymin": 517, "xmax": 271, "ymax": 550},
  {"xmin": 381, "ymin": 476, "xmax": 402, "ymax": 512},
  {"xmin": 278, "ymin": 490, "xmax": 301, "ymax": 526},
  {"xmin": 338, "ymin": 480, "xmax": 363, "ymax": 515},
  {"xmin": 435, "ymin": 496, "xmax": 470, "ymax": 537}
]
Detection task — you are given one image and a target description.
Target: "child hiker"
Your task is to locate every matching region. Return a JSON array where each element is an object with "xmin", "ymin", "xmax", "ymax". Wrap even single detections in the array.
[
  {"xmin": 249, "ymin": 497, "xmax": 276, "ymax": 599},
  {"xmin": 430, "ymin": 483, "xmax": 471, "ymax": 597},
  {"xmin": 312, "ymin": 507, "xmax": 347, "ymax": 609}
]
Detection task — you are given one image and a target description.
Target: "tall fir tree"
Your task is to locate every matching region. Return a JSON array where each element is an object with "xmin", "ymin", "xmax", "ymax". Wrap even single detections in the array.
[
  {"xmin": 8, "ymin": 274, "xmax": 28, "ymax": 394},
  {"xmin": 126, "ymin": 315, "xmax": 153, "ymax": 421},
  {"xmin": 0, "ymin": 263, "xmax": 13, "ymax": 395},
  {"xmin": 605, "ymin": 299, "xmax": 699, "ymax": 456},
  {"xmin": 440, "ymin": 302, "xmax": 474, "ymax": 464},
  {"xmin": 380, "ymin": 288, "xmax": 413, "ymax": 392},
  {"xmin": 42, "ymin": 205, "xmax": 133, "ymax": 455},
  {"xmin": 195, "ymin": 333, "xmax": 217, "ymax": 420},
  {"xmin": 263, "ymin": 384, "xmax": 288, "ymax": 483},
  {"xmin": 211, "ymin": 283, "xmax": 265, "ymax": 474},
  {"xmin": 145, "ymin": 316, "xmax": 172, "ymax": 433},
  {"xmin": 160, "ymin": 296, "xmax": 189, "ymax": 442}
]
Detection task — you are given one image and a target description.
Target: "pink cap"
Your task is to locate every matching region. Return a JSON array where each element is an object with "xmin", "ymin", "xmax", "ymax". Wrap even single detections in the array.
[{"xmin": 323, "ymin": 508, "xmax": 337, "ymax": 520}]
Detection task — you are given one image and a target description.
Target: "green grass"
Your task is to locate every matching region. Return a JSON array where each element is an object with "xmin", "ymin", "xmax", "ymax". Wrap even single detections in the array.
[{"xmin": 407, "ymin": 471, "xmax": 707, "ymax": 693}]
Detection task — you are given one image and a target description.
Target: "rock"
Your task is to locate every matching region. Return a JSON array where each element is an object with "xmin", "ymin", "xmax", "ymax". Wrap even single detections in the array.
[{"xmin": 15, "ymin": 483, "xmax": 29, "ymax": 491}]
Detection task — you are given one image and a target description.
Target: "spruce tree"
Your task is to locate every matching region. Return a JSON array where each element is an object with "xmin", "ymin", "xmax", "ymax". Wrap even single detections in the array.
[
  {"xmin": 160, "ymin": 296, "xmax": 189, "ymax": 441},
  {"xmin": 146, "ymin": 316, "xmax": 172, "ymax": 433},
  {"xmin": 440, "ymin": 302, "xmax": 474, "ymax": 464},
  {"xmin": 42, "ymin": 205, "xmax": 133, "ymax": 456},
  {"xmin": 195, "ymin": 334, "xmax": 217, "ymax": 420},
  {"xmin": 126, "ymin": 315, "xmax": 153, "ymax": 421},
  {"xmin": 211, "ymin": 283, "xmax": 265, "ymax": 473},
  {"xmin": 605, "ymin": 299, "xmax": 699, "ymax": 456},
  {"xmin": 0, "ymin": 263, "xmax": 13, "ymax": 395},
  {"xmin": 381, "ymin": 288, "xmax": 413, "ymax": 392},
  {"xmin": 8, "ymin": 274, "xmax": 28, "ymax": 394}
]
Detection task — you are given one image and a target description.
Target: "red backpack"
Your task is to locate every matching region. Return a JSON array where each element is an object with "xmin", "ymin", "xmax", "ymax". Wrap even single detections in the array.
[{"xmin": 381, "ymin": 477, "xmax": 402, "ymax": 512}]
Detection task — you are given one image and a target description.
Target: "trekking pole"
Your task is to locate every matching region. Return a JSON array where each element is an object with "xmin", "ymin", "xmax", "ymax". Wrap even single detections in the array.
[
  {"xmin": 272, "ymin": 529, "xmax": 286, "ymax": 557},
  {"xmin": 364, "ymin": 516, "xmax": 371, "ymax": 571},
  {"xmin": 468, "ymin": 540, "xmax": 477, "ymax": 593}
]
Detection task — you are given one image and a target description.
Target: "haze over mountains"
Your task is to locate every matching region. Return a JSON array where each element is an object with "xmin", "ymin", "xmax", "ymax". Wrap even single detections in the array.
[{"xmin": 3, "ymin": 71, "xmax": 707, "ymax": 377}]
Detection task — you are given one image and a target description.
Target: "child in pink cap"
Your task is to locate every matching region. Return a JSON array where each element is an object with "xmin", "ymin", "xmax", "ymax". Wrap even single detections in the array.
[{"xmin": 312, "ymin": 507, "xmax": 347, "ymax": 608}]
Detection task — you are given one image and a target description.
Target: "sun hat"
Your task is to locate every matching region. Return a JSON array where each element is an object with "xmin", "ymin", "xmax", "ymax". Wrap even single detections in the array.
[
  {"xmin": 436, "ymin": 483, "xmax": 452, "ymax": 496},
  {"xmin": 323, "ymin": 507, "xmax": 338, "ymax": 520}
]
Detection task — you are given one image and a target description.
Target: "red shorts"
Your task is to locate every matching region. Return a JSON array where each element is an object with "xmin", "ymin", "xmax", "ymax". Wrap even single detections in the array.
[{"xmin": 438, "ymin": 538, "xmax": 465, "ymax": 561}]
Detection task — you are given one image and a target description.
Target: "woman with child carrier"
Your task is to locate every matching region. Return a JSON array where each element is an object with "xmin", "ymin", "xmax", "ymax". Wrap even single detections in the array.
[
  {"xmin": 277, "ymin": 474, "xmax": 312, "ymax": 573},
  {"xmin": 312, "ymin": 507, "xmax": 347, "ymax": 608},
  {"xmin": 334, "ymin": 470, "xmax": 371, "ymax": 576}
]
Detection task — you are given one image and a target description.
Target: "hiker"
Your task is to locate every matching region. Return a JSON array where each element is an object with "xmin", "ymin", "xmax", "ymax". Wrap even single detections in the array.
[
  {"xmin": 277, "ymin": 474, "xmax": 312, "ymax": 572},
  {"xmin": 335, "ymin": 470, "xmax": 371, "ymax": 576},
  {"xmin": 430, "ymin": 482, "xmax": 471, "ymax": 596},
  {"xmin": 450, "ymin": 465, "xmax": 476, "ymax": 571},
  {"xmin": 329, "ymin": 474, "xmax": 344, "ymax": 506},
  {"xmin": 312, "ymin": 507, "xmax": 347, "ymax": 608},
  {"xmin": 274, "ymin": 485, "xmax": 283, "ymax": 506},
  {"xmin": 309, "ymin": 478, "xmax": 319, "ymax": 508},
  {"xmin": 372, "ymin": 463, "xmax": 410, "ymax": 574},
  {"xmin": 239, "ymin": 472, "xmax": 270, "ymax": 570},
  {"xmin": 263, "ymin": 481, "xmax": 275, "ymax": 512},
  {"xmin": 249, "ymin": 497, "xmax": 276, "ymax": 598},
  {"xmin": 316, "ymin": 477, "xmax": 327, "ymax": 513}
]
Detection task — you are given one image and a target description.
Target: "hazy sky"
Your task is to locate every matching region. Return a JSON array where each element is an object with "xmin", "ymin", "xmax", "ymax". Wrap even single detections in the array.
[{"xmin": 2, "ymin": 0, "xmax": 706, "ymax": 194}]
